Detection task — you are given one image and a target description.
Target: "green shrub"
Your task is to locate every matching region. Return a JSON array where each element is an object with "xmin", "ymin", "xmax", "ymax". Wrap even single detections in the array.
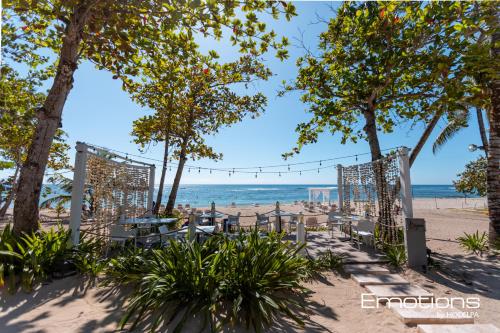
[
  {"xmin": 306, "ymin": 249, "xmax": 344, "ymax": 279},
  {"xmin": 457, "ymin": 231, "xmax": 488, "ymax": 256},
  {"xmin": 104, "ymin": 230, "xmax": 310, "ymax": 332},
  {"xmin": 0, "ymin": 224, "xmax": 71, "ymax": 292},
  {"xmin": 386, "ymin": 245, "xmax": 407, "ymax": 268},
  {"xmin": 72, "ymin": 232, "xmax": 108, "ymax": 277}
]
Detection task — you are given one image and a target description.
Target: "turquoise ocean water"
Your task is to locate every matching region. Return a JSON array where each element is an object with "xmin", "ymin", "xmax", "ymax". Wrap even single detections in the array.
[{"xmin": 40, "ymin": 184, "xmax": 476, "ymax": 208}]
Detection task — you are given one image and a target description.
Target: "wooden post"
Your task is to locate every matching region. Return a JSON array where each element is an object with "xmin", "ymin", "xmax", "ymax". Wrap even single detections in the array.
[
  {"xmin": 69, "ymin": 142, "xmax": 88, "ymax": 246},
  {"xmin": 337, "ymin": 164, "xmax": 343, "ymax": 213},
  {"xmin": 147, "ymin": 164, "xmax": 155, "ymax": 216},
  {"xmin": 274, "ymin": 201, "xmax": 280, "ymax": 232},
  {"xmin": 188, "ymin": 213, "xmax": 196, "ymax": 242},
  {"xmin": 296, "ymin": 213, "xmax": 305, "ymax": 251},
  {"xmin": 398, "ymin": 147, "xmax": 413, "ymax": 220}
]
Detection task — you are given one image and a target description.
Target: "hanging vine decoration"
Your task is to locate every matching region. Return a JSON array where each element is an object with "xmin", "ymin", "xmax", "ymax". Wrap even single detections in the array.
[
  {"xmin": 85, "ymin": 153, "xmax": 150, "ymax": 239},
  {"xmin": 341, "ymin": 153, "xmax": 403, "ymax": 247}
]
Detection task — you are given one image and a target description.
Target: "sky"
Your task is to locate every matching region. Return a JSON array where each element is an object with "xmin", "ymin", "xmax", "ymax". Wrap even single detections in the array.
[{"xmin": 5, "ymin": 2, "xmax": 486, "ymax": 185}]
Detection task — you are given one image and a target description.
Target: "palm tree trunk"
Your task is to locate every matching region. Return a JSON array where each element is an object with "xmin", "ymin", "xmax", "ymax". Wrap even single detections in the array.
[
  {"xmin": 0, "ymin": 165, "xmax": 20, "ymax": 218},
  {"xmin": 165, "ymin": 141, "xmax": 188, "ymax": 216},
  {"xmin": 476, "ymin": 107, "xmax": 489, "ymax": 153},
  {"xmin": 410, "ymin": 110, "xmax": 443, "ymax": 167},
  {"xmin": 12, "ymin": 5, "xmax": 92, "ymax": 235},
  {"xmin": 487, "ymin": 31, "xmax": 500, "ymax": 245},
  {"xmin": 153, "ymin": 136, "xmax": 170, "ymax": 215}
]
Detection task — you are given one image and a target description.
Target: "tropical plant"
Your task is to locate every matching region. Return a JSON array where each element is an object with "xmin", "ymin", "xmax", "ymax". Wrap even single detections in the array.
[
  {"xmin": 71, "ymin": 232, "xmax": 107, "ymax": 277},
  {"xmin": 385, "ymin": 245, "xmax": 407, "ymax": 268},
  {"xmin": 0, "ymin": 224, "xmax": 71, "ymax": 293},
  {"xmin": 454, "ymin": 157, "xmax": 488, "ymax": 197},
  {"xmin": 306, "ymin": 249, "xmax": 345, "ymax": 280},
  {"xmin": 457, "ymin": 231, "xmax": 488, "ymax": 257},
  {"xmin": 103, "ymin": 230, "xmax": 310, "ymax": 332}
]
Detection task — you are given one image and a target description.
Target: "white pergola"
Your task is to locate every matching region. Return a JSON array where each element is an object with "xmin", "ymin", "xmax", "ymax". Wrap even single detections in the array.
[{"xmin": 308, "ymin": 187, "xmax": 334, "ymax": 203}]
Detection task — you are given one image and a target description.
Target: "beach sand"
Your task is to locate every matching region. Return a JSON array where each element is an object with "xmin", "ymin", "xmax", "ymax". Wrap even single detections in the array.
[{"xmin": 1, "ymin": 197, "xmax": 498, "ymax": 333}]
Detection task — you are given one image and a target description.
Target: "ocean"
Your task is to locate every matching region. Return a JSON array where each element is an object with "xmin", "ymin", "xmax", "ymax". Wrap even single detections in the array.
[
  {"xmin": 40, "ymin": 184, "xmax": 476, "ymax": 208},
  {"xmin": 142, "ymin": 184, "xmax": 474, "ymax": 207}
]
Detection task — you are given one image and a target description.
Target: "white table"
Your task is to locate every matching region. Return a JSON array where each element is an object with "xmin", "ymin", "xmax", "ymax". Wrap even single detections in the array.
[
  {"xmin": 177, "ymin": 225, "xmax": 216, "ymax": 234},
  {"xmin": 119, "ymin": 217, "xmax": 178, "ymax": 225},
  {"xmin": 199, "ymin": 212, "xmax": 225, "ymax": 219}
]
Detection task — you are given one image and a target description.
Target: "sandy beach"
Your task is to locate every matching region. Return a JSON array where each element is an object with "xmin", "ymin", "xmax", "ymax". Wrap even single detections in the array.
[{"xmin": 1, "ymin": 197, "xmax": 498, "ymax": 333}]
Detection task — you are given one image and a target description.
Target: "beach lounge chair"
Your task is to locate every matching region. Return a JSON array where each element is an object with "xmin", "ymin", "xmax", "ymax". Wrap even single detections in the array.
[
  {"xmin": 255, "ymin": 213, "xmax": 270, "ymax": 232},
  {"xmin": 226, "ymin": 213, "xmax": 241, "ymax": 233}
]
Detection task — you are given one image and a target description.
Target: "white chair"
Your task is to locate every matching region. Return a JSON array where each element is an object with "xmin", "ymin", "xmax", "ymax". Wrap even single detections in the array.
[
  {"xmin": 288, "ymin": 214, "xmax": 299, "ymax": 233},
  {"xmin": 327, "ymin": 212, "xmax": 345, "ymax": 237},
  {"xmin": 109, "ymin": 225, "xmax": 137, "ymax": 248},
  {"xmin": 255, "ymin": 213, "xmax": 270, "ymax": 232},
  {"xmin": 351, "ymin": 219, "xmax": 375, "ymax": 249},
  {"xmin": 159, "ymin": 225, "xmax": 178, "ymax": 245},
  {"xmin": 226, "ymin": 213, "xmax": 241, "ymax": 233},
  {"xmin": 306, "ymin": 217, "xmax": 319, "ymax": 229}
]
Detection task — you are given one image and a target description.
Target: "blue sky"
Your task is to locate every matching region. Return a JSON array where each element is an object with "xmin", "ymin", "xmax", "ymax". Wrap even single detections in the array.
[{"xmin": 7, "ymin": 2, "xmax": 486, "ymax": 185}]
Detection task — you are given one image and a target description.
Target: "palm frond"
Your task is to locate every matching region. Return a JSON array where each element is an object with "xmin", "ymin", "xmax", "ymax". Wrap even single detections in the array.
[
  {"xmin": 432, "ymin": 111, "xmax": 470, "ymax": 154},
  {"xmin": 40, "ymin": 195, "xmax": 71, "ymax": 208}
]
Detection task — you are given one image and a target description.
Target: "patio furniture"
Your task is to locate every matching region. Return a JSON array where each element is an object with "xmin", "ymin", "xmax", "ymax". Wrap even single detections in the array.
[
  {"xmin": 288, "ymin": 214, "xmax": 299, "ymax": 233},
  {"xmin": 226, "ymin": 213, "xmax": 241, "ymax": 233},
  {"xmin": 195, "ymin": 214, "xmax": 210, "ymax": 226},
  {"xmin": 269, "ymin": 210, "xmax": 295, "ymax": 233},
  {"xmin": 109, "ymin": 225, "xmax": 137, "ymax": 249},
  {"xmin": 255, "ymin": 213, "xmax": 270, "ymax": 232},
  {"xmin": 306, "ymin": 216, "xmax": 319, "ymax": 228},
  {"xmin": 158, "ymin": 225, "xmax": 178, "ymax": 245},
  {"xmin": 350, "ymin": 219, "xmax": 375, "ymax": 249},
  {"xmin": 327, "ymin": 212, "xmax": 345, "ymax": 237}
]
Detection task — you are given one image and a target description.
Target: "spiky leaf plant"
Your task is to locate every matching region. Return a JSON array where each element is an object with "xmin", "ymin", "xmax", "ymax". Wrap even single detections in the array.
[{"xmin": 457, "ymin": 231, "xmax": 488, "ymax": 256}]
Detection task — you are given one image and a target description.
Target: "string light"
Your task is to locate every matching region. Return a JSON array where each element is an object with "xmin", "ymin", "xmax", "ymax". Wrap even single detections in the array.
[{"xmin": 87, "ymin": 143, "xmax": 402, "ymax": 177}]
